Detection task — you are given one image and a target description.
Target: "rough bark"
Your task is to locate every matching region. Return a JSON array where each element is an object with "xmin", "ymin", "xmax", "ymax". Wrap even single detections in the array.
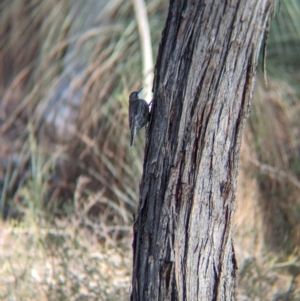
[{"xmin": 131, "ymin": 0, "xmax": 273, "ymax": 300}]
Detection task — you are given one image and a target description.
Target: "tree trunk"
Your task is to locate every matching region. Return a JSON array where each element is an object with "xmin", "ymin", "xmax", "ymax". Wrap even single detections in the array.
[{"xmin": 131, "ymin": 0, "xmax": 273, "ymax": 300}]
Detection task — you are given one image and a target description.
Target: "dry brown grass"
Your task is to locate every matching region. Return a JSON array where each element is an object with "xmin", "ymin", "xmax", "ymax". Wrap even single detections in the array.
[
  {"xmin": 0, "ymin": 0, "xmax": 167, "ymax": 232},
  {"xmin": 0, "ymin": 0, "xmax": 300, "ymax": 300},
  {"xmin": 246, "ymin": 77, "xmax": 300, "ymax": 253},
  {"xmin": 0, "ymin": 219, "xmax": 132, "ymax": 301},
  {"xmin": 235, "ymin": 77, "xmax": 300, "ymax": 301}
]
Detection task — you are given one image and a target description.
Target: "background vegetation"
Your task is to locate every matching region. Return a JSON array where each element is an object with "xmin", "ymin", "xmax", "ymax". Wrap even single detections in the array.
[{"xmin": 0, "ymin": 0, "xmax": 299, "ymax": 300}]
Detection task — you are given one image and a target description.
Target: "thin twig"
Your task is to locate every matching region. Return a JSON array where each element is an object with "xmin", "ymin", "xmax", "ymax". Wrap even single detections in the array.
[{"xmin": 249, "ymin": 157, "xmax": 300, "ymax": 190}]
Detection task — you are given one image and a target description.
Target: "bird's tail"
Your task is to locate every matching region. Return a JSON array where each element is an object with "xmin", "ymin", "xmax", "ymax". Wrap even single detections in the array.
[{"xmin": 130, "ymin": 128, "xmax": 136, "ymax": 147}]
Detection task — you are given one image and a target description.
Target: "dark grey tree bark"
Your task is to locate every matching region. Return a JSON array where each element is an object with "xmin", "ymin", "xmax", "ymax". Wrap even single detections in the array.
[{"xmin": 131, "ymin": 0, "xmax": 273, "ymax": 300}]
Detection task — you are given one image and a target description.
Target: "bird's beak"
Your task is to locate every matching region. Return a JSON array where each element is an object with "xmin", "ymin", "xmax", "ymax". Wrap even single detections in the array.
[{"xmin": 137, "ymin": 87, "xmax": 143, "ymax": 99}]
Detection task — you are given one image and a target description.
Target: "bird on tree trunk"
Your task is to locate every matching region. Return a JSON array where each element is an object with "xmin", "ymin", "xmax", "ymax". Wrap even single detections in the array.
[{"xmin": 128, "ymin": 88, "xmax": 150, "ymax": 147}]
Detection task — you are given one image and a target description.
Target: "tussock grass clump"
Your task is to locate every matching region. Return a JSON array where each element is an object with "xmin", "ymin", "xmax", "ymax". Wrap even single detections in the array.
[
  {"xmin": 247, "ymin": 78, "xmax": 300, "ymax": 252},
  {"xmin": 236, "ymin": 77, "xmax": 300, "ymax": 301},
  {"xmin": 0, "ymin": 0, "xmax": 166, "ymax": 235},
  {"xmin": 0, "ymin": 0, "xmax": 300, "ymax": 300}
]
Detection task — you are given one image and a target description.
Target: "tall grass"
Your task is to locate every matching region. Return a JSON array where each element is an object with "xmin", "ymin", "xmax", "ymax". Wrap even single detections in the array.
[
  {"xmin": 0, "ymin": 0, "xmax": 299, "ymax": 300},
  {"xmin": 0, "ymin": 0, "xmax": 167, "ymax": 229}
]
